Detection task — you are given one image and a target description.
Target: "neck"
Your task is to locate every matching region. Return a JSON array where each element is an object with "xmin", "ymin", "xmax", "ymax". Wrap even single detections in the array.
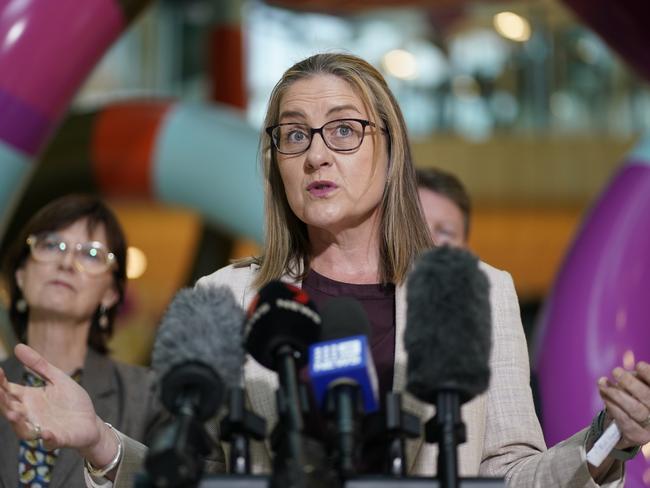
[
  {"xmin": 308, "ymin": 215, "xmax": 382, "ymax": 284},
  {"xmin": 26, "ymin": 315, "xmax": 90, "ymax": 373}
]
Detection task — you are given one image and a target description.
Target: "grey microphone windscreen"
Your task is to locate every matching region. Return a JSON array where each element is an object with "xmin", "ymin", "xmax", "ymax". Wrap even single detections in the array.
[
  {"xmin": 405, "ymin": 246, "xmax": 492, "ymax": 405},
  {"xmin": 152, "ymin": 285, "xmax": 244, "ymax": 418}
]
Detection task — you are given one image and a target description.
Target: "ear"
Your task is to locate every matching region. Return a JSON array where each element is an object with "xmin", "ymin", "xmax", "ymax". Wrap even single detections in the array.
[{"xmin": 100, "ymin": 285, "xmax": 120, "ymax": 311}]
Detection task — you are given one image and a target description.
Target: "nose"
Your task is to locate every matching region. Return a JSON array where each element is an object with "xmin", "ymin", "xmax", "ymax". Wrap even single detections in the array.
[
  {"xmin": 304, "ymin": 132, "xmax": 332, "ymax": 171},
  {"xmin": 57, "ymin": 247, "xmax": 76, "ymax": 271}
]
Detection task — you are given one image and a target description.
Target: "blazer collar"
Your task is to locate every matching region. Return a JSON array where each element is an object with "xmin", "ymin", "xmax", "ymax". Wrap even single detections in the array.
[
  {"xmin": 80, "ymin": 349, "xmax": 116, "ymax": 404},
  {"xmin": 393, "ymin": 282, "xmax": 433, "ymax": 473}
]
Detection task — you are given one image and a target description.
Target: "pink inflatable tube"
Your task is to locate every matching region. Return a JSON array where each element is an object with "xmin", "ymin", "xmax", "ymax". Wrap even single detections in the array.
[{"xmin": 535, "ymin": 138, "xmax": 650, "ymax": 486}]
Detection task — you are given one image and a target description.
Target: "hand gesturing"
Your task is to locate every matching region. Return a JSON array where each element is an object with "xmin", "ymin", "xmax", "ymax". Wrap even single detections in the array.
[{"xmin": 0, "ymin": 344, "xmax": 102, "ymax": 452}]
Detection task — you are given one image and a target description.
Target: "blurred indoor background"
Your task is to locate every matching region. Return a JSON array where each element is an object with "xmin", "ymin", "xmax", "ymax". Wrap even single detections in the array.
[
  {"xmin": 0, "ymin": 0, "xmax": 645, "ymax": 367},
  {"xmin": 0, "ymin": 0, "xmax": 649, "ymax": 480}
]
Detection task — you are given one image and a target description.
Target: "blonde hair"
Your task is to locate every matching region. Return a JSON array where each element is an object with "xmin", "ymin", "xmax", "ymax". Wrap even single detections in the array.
[{"xmin": 252, "ymin": 52, "xmax": 431, "ymax": 287}]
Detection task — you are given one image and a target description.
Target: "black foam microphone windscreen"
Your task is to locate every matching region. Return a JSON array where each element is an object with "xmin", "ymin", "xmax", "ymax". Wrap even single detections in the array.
[
  {"xmin": 245, "ymin": 280, "xmax": 321, "ymax": 370},
  {"xmin": 405, "ymin": 245, "xmax": 492, "ymax": 405},
  {"xmin": 152, "ymin": 285, "xmax": 244, "ymax": 420},
  {"xmin": 320, "ymin": 296, "xmax": 371, "ymax": 341}
]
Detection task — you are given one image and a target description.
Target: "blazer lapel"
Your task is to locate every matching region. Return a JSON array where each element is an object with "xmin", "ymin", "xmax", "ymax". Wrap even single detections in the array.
[
  {"xmin": 393, "ymin": 283, "xmax": 437, "ymax": 475},
  {"xmin": 0, "ymin": 356, "xmax": 22, "ymax": 488}
]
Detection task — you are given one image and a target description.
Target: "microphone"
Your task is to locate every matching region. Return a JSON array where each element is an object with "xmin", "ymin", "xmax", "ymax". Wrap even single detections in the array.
[
  {"xmin": 406, "ymin": 245, "xmax": 492, "ymax": 488},
  {"xmin": 246, "ymin": 280, "xmax": 321, "ymax": 371},
  {"xmin": 146, "ymin": 285, "xmax": 244, "ymax": 488},
  {"xmin": 308, "ymin": 297, "xmax": 379, "ymax": 476},
  {"xmin": 586, "ymin": 422, "xmax": 621, "ymax": 467},
  {"xmin": 245, "ymin": 280, "xmax": 324, "ymax": 487}
]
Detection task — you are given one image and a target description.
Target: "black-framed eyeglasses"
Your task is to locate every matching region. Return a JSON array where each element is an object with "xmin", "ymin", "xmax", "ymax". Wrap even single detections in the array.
[
  {"xmin": 26, "ymin": 233, "xmax": 116, "ymax": 275},
  {"xmin": 266, "ymin": 118, "xmax": 380, "ymax": 155}
]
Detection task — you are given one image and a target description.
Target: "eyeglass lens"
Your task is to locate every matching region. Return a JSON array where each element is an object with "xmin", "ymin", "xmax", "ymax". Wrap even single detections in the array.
[
  {"xmin": 272, "ymin": 119, "xmax": 367, "ymax": 154},
  {"xmin": 29, "ymin": 234, "xmax": 113, "ymax": 274}
]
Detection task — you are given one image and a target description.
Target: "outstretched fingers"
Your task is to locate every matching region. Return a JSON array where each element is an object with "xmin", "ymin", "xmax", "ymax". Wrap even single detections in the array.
[{"xmin": 14, "ymin": 344, "xmax": 65, "ymax": 385}]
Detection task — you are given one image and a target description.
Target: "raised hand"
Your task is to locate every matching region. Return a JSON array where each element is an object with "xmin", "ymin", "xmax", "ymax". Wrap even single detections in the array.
[
  {"xmin": 0, "ymin": 343, "xmax": 103, "ymax": 452},
  {"xmin": 598, "ymin": 360, "xmax": 650, "ymax": 450}
]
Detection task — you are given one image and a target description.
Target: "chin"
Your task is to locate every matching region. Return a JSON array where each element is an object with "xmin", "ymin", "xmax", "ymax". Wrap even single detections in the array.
[
  {"xmin": 304, "ymin": 212, "xmax": 346, "ymax": 230},
  {"xmin": 33, "ymin": 301, "xmax": 83, "ymax": 319}
]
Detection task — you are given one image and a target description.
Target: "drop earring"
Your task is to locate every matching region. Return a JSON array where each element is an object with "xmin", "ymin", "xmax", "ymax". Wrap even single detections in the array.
[
  {"xmin": 16, "ymin": 298, "xmax": 28, "ymax": 313},
  {"xmin": 99, "ymin": 304, "xmax": 109, "ymax": 330}
]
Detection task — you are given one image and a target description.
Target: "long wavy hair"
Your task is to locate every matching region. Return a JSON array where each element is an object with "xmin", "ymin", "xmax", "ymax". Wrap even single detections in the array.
[{"xmin": 252, "ymin": 52, "xmax": 432, "ymax": 287}]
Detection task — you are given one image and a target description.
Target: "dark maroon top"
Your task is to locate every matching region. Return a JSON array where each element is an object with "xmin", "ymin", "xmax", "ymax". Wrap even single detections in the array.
[{"xmin": 300, "ymin": 268, "xmax": 396, "ymax": 472}]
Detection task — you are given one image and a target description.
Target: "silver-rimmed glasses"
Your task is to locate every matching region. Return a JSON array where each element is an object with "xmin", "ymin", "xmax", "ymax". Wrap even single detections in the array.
[
  {"xmin": 26, "ymin": 233, "xmax": 116, "ymax": 275},
  {"xmin": 266, "ymin": 118, "xmax": 379, "ymax": 155}
]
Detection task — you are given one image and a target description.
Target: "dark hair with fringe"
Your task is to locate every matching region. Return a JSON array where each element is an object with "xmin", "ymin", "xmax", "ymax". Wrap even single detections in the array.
[{"xmin": 2, "ymin": 194, "xmax": 127, "ymax": 354}]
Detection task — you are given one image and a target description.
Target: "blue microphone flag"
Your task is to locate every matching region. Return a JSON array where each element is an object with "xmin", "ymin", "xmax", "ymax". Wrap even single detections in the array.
[{"xmin": 308, "ymin": 335, "xmax": 379, "ymax": 413}]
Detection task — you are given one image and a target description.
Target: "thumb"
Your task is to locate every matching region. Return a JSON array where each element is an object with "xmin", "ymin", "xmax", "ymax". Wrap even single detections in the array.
[{"xmin": 14, "ymin": 344, "xmax": 66, "ymax": 385}]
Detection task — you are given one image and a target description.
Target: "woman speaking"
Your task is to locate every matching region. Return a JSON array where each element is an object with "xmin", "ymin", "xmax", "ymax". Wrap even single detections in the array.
[{"xmin": 1, "ymin": 54, "xmax": 648, "ymax": 487}]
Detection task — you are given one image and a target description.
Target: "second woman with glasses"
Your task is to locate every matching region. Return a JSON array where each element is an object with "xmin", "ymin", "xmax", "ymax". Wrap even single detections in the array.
[{"xmin": 0, "ymin": 194, "xmax": 162, "ymax": 488}]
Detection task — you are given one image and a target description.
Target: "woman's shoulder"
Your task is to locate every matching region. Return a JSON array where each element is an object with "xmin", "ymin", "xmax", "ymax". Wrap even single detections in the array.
[
  {"xmin": 195, "ymin": 260, "xmax": 259, "ymax": 288},
  {"xmin": 478, "ymin": 260, "xmax": 514, "ymax": 288},
  {"xmin": 194, "ymin": 260, "xmax": 261, "ymax": 307}
]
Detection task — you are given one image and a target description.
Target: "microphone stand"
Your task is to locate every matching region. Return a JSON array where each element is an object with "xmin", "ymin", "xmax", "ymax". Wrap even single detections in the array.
[
  {"xmin": 219, "ymin": 387, "xmax": 267, "ymax": 474},
  {"xmin": 144, "ymin": 390, "xmax": 211, "ymax": 488},
  {"xmin": 384, "ymin": 392, "xmax": 421, "ymax": 477},
  {"xmin": 425, "ymin": 390, "xmax": 466, "ymax": 488},
  {"xmin": 326, "ymin": 382, "xmax": 364, "ymax": 477},
  {"xmin": 273, "ymin": 344, "xmax": 308, "ymax": 488}
]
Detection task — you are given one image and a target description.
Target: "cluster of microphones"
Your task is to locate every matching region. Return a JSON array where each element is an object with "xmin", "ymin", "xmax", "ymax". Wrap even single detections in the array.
[{"xmin": 137, "ymin": 246, "xmax": 503, "ymax": 488}]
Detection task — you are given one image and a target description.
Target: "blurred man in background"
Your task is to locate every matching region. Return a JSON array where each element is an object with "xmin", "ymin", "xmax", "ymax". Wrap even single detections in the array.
[{"xmin": 416, "ymin": 167, "xmax": 471, "ymax": 248}]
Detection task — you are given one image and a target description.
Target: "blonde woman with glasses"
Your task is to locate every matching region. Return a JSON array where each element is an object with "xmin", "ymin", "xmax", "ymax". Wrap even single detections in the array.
[{"xmin": 0, "ymin": 194, "xmax": 161, "ymax": 488}]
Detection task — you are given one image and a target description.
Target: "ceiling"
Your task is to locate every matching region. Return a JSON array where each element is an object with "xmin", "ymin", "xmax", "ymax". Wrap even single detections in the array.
[{"xmin": 266, "ymin": 0, "xmax": 650, "ymax": 82}]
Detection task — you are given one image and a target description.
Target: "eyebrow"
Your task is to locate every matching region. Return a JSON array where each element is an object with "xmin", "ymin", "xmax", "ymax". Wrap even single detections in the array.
[{"xmin": 278, "ymin": 104, "xmax": 362, "ymax": 123}]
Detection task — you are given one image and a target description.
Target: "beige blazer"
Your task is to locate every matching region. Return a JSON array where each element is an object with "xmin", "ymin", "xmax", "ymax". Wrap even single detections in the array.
[{"xmin": 109, "ymin": 262, "xmax": 624, "ymax": 488}]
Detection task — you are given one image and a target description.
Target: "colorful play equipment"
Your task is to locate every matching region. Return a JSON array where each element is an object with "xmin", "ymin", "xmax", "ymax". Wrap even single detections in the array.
[
  {"xmin": 12, "ymin": 100, "xmax": 264, "ymax": 242},
  {"xmin": 535, "ymin": 138, "xmax": 650, "ymax": 486},
  {"xmin": 0, "ymin": 0, "xmax": 265, "ymax": 245},
  {"xmin": 0, "ymin": 0, "xmax": 152, "ymax": 238}
]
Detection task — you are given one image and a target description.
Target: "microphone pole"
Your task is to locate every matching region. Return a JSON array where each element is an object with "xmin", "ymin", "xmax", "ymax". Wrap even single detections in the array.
[
  {"xmin": 426, "ymin": 391, "xmax": 466, "ymax": 488},
  {"xmin": 384, "ymin": 392, "xmax": 421, "ymax": 477},
  {"xmin": 275, "ymin": 343, "xmax": 308, "ymax": 483},
  {"xmin": 245, "ymin": 281, "xmax": 325, "ymax": 488},
  {"xmin": 327, "ymin": 382, "xmax": 363, "ymax": 476},
  {"xmin": 309, "ymin": 297, "xmax": 380, "ymax": 479},
  {"xmin": 219, "ymin": 387, "xmax": 267, "ymax": 474}
]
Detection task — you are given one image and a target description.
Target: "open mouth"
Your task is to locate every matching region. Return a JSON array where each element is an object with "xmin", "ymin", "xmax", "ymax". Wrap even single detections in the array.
[
  {"xmin": 307, "ymin": 180, "xmax": 338, "ymax": 195},
  {"xmin": 307, "ymin": 181, "xmax": 338, "ymax": 191}
]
